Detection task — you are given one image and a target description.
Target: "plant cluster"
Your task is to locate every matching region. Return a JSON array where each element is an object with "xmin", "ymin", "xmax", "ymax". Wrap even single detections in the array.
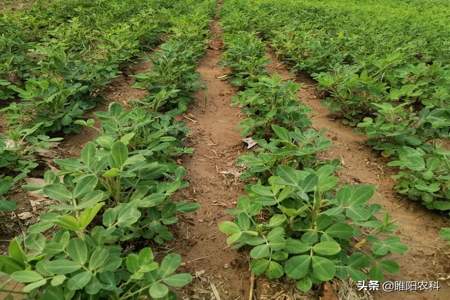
[
  {"xmin": 0, "ymin": 0, "xmax": 183, "ymax": 210},
  {"xmin": 219, "ymin": 2, "xmax": 407, "ymax": 293},
  {"xmin": 0, "ymin": 1, "xmax": 215, "ymax": 299},
  {"xmin": 222, "ymin": 0, "xmax": 450, "ymax": 214}
]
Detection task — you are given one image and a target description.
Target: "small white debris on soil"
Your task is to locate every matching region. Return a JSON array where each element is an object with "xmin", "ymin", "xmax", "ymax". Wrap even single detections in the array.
[
  {"xmin": 242, "ymin": 137, "xmax": 258, "ymax": 149},
  {"xmin": 18, "ymin": 212, "xmax": 33, "ymax": 220}
]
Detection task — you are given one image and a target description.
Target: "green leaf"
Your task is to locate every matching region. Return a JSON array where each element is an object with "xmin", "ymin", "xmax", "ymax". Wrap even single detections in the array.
[
  {"xmin": 250, "ymin": 244, "xmax": 270, "ymax": 259},
  {"xmin": 325, "ymin": 223, "xmax": 353, "ymax": 239},
  {"xmin": 272, "ymin": 251, "xmax": 289, "ymax": 261},
  {"xmin": 54, "ymin": 215, "xmax": 80, "ymax": 231},
  {"xmin": 149, "ymin": 282, "xmax": 169, "ymax": 298},
  {"xmin": 25, "ymin": 233, "xmax": 46, "ymax": 253},
  {"xmin": 348, "ymin": 253, "xmax": 370, "ymax": 269},
  {"xmin": 371, "ymin": 237, "xmax": 408, "ymax": 256},
  {"xmin": 73, "ymin": 175, "xmax": 98, "ymax": 198},
  {"xmin": 43, "ymin": 184, "xmax": 72, "ymax": 202},
  {"xmin": 312, "ymin": 241, "xmax": 341, "ymax": 256},
  {"xmin": 311, "ymin": 256, "xmax": 336, "ymax": 281},
  {"xmin": 441, "ymin": 228, "xmax": 450, "ymax": 242},
  {"xmin": 103, "ymin": 168, "xmax": 120, "ymax": 178},
  {"xmin": 160, "ymin": 254, "xmax": 181, "ymax": 277},
  {"xmin": 265, "ymin": 261, "xmax": 284, "ymax": 279},
  {"xmin": 163, "ymin": 273, "xmax": 192, "ymax": 288},
  {"xmin": 78, "ymin": 203, "xmax": 104, "ymax": 230},
  {"xmin": 346, "ymin": 205, "xmax": 371, "ymax": 221},
  {"xmin": 67, "ymin": 271, "xmax": 92, "ymax": 290},
  {"xmin": 351, "ymin": 185, "xmax": 375, "ymax": 204},
  {"xmin": 50, "ymin": 275, "xmax": 66, "ymax": 286},
  {"xmin": 137, "ymin": 193, "xmax": 166, "ymax": 208},
  {"xmin": 11, "ymin": 270, "xmax": 43, "ymax": 283},
  {"xmin": 46, "ymin": 259, "xmax": 81, "ymax": 275},
  {"xmin": 284, "ymin": 255, "xmax": 311, "ymax": 279},
  {"xmin": 138, "ymin": 248, "xmax": 154, "ymax": 265},
  {"xmin": 0, "ymin": 256, "xmax": 23, "ymax": 273},
  {"xmin": 271, "ymin": 125, "xmax": 290, "ymax": 141},
  {"xmin": 267, "ymin": 227, "xmax": 285, "ymax": 250},
  {"xmin": 369, "ymin": 265, "xmax": 383, "ymax": 281},
  {"xmin": 302, "ymin": 174, "xmax": 318, "ymax": 192},
  {"xmin": 120, "ymin": 132, "xmax": 135, "ymax": 145},
  {"xmin": 251, "ymin": 259, "xmax": 270, "ymax": 275},
  {"xmin": 268, "ymin": 214, "xmax": 287, "ymax": 227},
  {"xmin": 0, "ymin": 200, "xmax": 16, "ymax": 212},
  {"xmin": 81, "ymin": 143, "xmax": 96, "ymax": 168},
  {"xmin": 126, "ymin": 254, "xmax": 139, "ymax": 273},
  {"xmin": 102, "ymin": 208, "xmax": 117, "ymax": 227},
  {"xmin": 285, "ymin": 239, "xmax": 310, "ymax": 254},
  {"xmin": 0, "ymin": 177, "xmax": 13, "ymax": 195},
  {"xmin": 85, "ymin": 276, "xmax": 103, "ymax": 295},
  {"xmin": 89, "ymin": 248, "xmax": 109, "ymax": 270},
  {"xmin": 250, "ymin": 184, "xmax": 274, "ymax": 197},
  {"xmin": 67, "ymin": 238, "xmax": 88, "ymax": 265},
  {"xmin": 111, "ymin": 141, "xmax": 128, "ymax": 168},
  {"xmin": 226, "ymin": 232, "xmax": 242, "ymax": 245},
  {"xmin": 8, "ymin": 239, "xmax": 26, "ymax": 264},
  {"xmin": 276, "ymin": 166, "xmax": 302, "ymax": 189},
  {"xmin": 219, "ymin": 221, "xmax": 240, "ymax": 235},
  {"xmin": 348, "ymin": 267, "xmax": 367, "ymax": 281},
  {"xmin": 23, "ymin": 279, "xmax": 47, "ymax": 292},
  {"xmin": 380, "ymin": 260, "xmax": 400, "ymax": 273},
  {"xmin": 296, "ymin": 277, "xmax": 312, "ymax": 292},
  {"xmin": 176, "ymin": 202, "xmax": 200, "ymax": 212},
  {"xmin": 116, "ymin": 203, "xmax": 140, "ymax": 227}
]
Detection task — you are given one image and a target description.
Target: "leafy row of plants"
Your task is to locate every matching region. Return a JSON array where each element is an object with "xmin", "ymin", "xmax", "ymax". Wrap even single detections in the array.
[
  {"xmin": 0, "ymin": 0, "xmax": 191, "ymax": 213},
  {"xmin": 219, "ymin": 0, "xmax": 450, "ymax": 213},
  {"xmin": 0, "ymin": 1, "xmax": 215, "ymax": 299},
  {"xmin": 219, "ymin": 2, "xmax": 407, "ymax": 293},
  {"xmin": 1, "ymin": 0, "xmax": 170, "ymax": 134}
]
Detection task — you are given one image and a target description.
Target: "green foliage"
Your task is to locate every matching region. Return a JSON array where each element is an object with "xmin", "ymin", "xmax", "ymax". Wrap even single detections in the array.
[
  {"xmin": 238, "ymin": 126, "xmax": 331, "ymax": 180},
  {"xmin": 222, "ymin": 32, "xmax": 269, "ymax": 87},
  {"xmin": 0, "ymin": 0, "xmax": 190, "ymax": 213},
  {"xmin": 0, "ymin": 1, "xmax": 214, "ymax": 299},
  {"xmin": 132, "ymin": 1, "xmax": 212, "ymax": 116},
  {"xmin": 5, "ymin": 100, "xmax": 199, "ymax": 297},
  {"xmin": 232, "ymin": 76, "xmax": 311, "ymax": 137},
  {"xmin": 388, "ymin": 146, "xmax": 450, "ymax": 209},
  {"xmin": 1, "ymin": 0, "xmax": 173, "ymax": 136},
  {"xmin": 222, "ymin": 0, "xmax": 450, "ymax": 211},
  {"xmin": 0, "ymin": 177, "xmax": 16, "ymax": 212},
  {"xmin": 220, "ymin": 1, "xmax": 407, "ymax": 292},
  {"xmin": 1, "ymin": 215, "xmax": 192, "ymax": 299}
]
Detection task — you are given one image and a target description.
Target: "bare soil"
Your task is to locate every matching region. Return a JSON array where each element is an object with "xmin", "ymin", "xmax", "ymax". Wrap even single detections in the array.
[
  {"xmin": 266, "ymin": 52, "xmax": 450, "ymax": 300},
  {"xmin": 171, "ymin": 12, "xmax": 251, "ymax": 300},
  {"xmin": 0, "ymin": 0, "xmax": 35, "ymax": 11}
]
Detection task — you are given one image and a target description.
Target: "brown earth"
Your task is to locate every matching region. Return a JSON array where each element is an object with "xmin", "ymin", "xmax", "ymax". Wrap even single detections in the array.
[
  {"xmin": 266, "ymin": 52, "xmax": 450, "ymax": 300},
  {"xmin": 171, "ymin": 9, "xmax": 251, "ymax": 300},
  {"xmin": 0, "ymin": 0, "xmax": 35, "ymax": 11}
]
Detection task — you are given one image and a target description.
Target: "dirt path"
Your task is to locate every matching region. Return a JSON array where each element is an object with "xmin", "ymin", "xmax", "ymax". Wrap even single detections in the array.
[
  {"xmin": 174, "ymin": 11, "xmax": 251, "ymax": 300},
  {"xmin": 266, "ymin": 52, "xmax": 450, "ymax": 300}
]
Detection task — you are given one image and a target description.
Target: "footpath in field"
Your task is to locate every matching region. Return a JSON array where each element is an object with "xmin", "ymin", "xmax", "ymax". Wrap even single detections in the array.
[
  {"xmin": 174, "ymin": 10, "xmax": 250, "ymax": 300},
  {"xmin": 266, "ymin": 52, "xmax": 450, "ymax": 300}
]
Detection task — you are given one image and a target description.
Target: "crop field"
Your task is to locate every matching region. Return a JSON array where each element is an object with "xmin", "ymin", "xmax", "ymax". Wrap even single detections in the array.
[{"xmin": 0, "ymin": 0, "xmax": 449, "ymax": 299}]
